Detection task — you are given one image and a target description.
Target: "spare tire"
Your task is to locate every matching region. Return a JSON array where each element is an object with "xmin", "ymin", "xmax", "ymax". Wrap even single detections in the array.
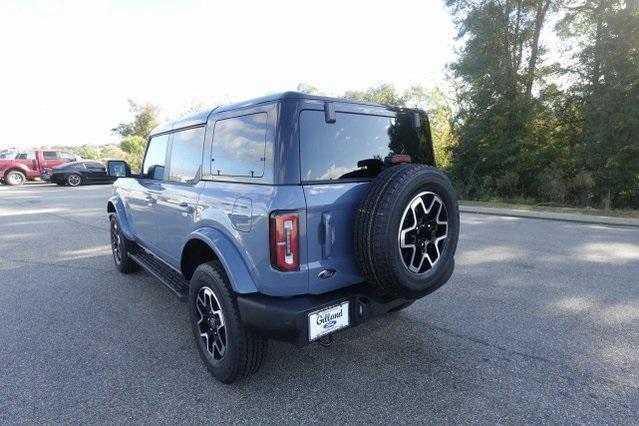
[{"xmin": 354, "ymin": 164, "xmax": 459, "ymax": 299}]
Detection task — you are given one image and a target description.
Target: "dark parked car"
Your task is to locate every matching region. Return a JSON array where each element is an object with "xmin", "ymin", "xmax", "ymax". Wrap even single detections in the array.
[
  {"xmin": 106, "ymin": 92, "xmax": 460, "ymax": 383},
  {"xmin": 47, "ymin": 161, "xmax": 117, "ymax": 186}
]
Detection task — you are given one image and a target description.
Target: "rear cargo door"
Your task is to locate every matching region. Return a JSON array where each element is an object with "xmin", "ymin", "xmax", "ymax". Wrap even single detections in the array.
[{"xmin": 300, "ymin": 108, "xmax": 400, "ymax": 294}]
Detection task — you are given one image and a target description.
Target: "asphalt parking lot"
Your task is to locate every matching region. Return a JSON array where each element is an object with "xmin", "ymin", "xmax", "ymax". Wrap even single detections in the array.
[{"xmin": 1, "ymin": 183, "xmax": 638, "ymax": 424}]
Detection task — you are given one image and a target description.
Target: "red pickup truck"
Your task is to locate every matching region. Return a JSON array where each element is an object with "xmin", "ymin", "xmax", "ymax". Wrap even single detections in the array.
[{"xmin": 0, "ymin": 150, "xmax": 80, "ymax": 185}]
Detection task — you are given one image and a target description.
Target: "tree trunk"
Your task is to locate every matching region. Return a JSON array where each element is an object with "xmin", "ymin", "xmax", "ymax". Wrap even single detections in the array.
[
  {"xmin": 591, "ymin": 1, "xmax": 607, "ymax": 90},
  {"xmin": 524, "ymin": 0, "xmax": 552, "ymax": 100},
  {"xmin": 513, "ymin": 0, "xmax": 524, "ymax": 72}
]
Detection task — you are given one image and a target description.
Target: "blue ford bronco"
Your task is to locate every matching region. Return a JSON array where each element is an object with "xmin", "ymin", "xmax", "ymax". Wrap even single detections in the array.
[{"xmin": 106, "ymin": 92, "xmax": 459, "ymax": 383}]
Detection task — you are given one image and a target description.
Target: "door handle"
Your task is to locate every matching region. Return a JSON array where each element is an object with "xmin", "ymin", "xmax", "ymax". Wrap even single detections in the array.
[
  {"xmin": 145, "ymin": 196, "xmax": 157, "ymax": 206},
  {"xmin": 321, "ymin": 212, "xmax": 334, "ymax": 259},
  {"xmin": 178, "ymin": 202, "xmax": 194, "ymax": 215}
]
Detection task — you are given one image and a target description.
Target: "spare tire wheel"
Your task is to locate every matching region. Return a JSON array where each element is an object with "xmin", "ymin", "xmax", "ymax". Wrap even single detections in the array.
[{"xmin": 354, "ymin": 164, "xmax": 459, "ymax": 299}]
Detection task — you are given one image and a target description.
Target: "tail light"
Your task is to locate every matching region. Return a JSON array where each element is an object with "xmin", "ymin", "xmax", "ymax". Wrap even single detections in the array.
[{"xmin": 270, "ymin": 212, "xmax": 299, "ymax": 271}]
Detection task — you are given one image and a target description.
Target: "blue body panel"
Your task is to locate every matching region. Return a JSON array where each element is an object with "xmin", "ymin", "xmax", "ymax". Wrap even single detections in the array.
[{"xmin": 111, "ymin": 92, "xmax": 430, "ymax": 298}]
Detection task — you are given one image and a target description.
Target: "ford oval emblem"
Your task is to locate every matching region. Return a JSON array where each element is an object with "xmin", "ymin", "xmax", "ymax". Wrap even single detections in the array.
[
  {"xmin": 323, "ymin": 320, "xmax": 337, "ymax": 329},
  {"xmin": 318, "ymin": 269, "xmax": 336, "ymax": 279}
]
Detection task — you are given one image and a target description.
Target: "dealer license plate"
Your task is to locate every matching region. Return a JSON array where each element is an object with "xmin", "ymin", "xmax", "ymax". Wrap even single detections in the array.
[{"xmin": 308, "ymin": 301, "xmax": 350, "ymax": 342}]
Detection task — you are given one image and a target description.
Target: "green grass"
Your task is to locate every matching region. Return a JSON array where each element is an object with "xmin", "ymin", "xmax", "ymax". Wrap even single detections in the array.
[{"xmin": 460, "ymin": 199, "xmax": 639, "ymax": 219}]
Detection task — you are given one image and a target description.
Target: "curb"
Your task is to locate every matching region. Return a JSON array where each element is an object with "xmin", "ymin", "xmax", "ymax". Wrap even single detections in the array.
[{"xmin": 459, "ymin": 204, "xmax": 639, "ymax": 228}]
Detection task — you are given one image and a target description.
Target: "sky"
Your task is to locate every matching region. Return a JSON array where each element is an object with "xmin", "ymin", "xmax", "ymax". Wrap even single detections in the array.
[{"xmin": 0, "ymin": 0, "xmax": 458, "ymax": 149}]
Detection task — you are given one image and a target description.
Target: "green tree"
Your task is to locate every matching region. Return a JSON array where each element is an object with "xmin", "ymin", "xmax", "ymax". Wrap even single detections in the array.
[
  {"xmin": 296, "ymin": 83, "xmax": 321, "ymax": 95},
  {"xmin": 403, "ymin": 86, "xmax": 456, "ymax": 169},
  {"xmin": 112, "ymin": 99, "xmax": 159, "ymax": 172},
  {"xmin": 75, "ymin": 145, "xmax": 99, "ymax": 160},
  {"xmin": 338, "ymin": 83, "xmax": 457, "ymax": 169},
  {"xmin": 445, "ymin": 0, "xmax": 558, "ymax": 199},
  {"xmin": 119, "ymin": 135, "xmax": 146, "ymax": 171},
  {"xmin": 343, "ymin": 83, "xmax": 408, "ymax": 106},
  {"xmin": 99, "ymin": 145, "xmax": 127, "ymax": 161},
  {"xmin": 558, "ymin": 0, "xmax": 639, "ymax": 208},
  {"xmin": 112, "ymin": 99, "xmax": 160, "ymax": 140}
]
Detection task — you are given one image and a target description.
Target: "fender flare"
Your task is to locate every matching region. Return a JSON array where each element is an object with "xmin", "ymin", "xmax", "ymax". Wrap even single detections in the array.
[
  {"xmin": 184, "ymin": 228, "xmax": 258, "ymax": 294},
  {"xmin": 3, "ymin": 167, "xmax": 28, "ymax": 178},
  {"xmin": 106, "ymin": 196, "xmax": 135, "ymax": 241}
]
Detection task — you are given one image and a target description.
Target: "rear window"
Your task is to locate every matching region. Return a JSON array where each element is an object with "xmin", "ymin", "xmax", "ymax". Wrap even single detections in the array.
[{"xmin": 300, "ymin": 110, "xmax": 432, "ymax": 182}]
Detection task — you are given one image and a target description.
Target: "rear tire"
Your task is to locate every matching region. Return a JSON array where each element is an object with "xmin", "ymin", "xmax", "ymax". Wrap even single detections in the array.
[
  {"xmin": 66, "ymin": 173, "xmax": 82, "ymax": 187},
  {"xmin": 354, "ymin": 164, "xmax": 459, "ymax": 299},
  {"xmin": 5, "ymin": 170, "xmax": 26, "ymax": 186},
  {"xmin": 190, "ymin": 261, "xmax": 267, "ymax": 384}
]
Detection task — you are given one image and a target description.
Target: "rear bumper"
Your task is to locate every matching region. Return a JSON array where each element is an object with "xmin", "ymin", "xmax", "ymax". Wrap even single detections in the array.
[{"xmin": 236, "ymin": 284, "xmax": 410, "ymax": 346}]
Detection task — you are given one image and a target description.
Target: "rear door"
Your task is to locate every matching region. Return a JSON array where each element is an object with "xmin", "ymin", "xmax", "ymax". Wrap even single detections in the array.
[
  {"xmin": 42, "ymin": 151, "xmax": 64, "ymax": 170},
  {"xmin": 300, "ymin": 107, "xmax": 426, "ymax": 294}
]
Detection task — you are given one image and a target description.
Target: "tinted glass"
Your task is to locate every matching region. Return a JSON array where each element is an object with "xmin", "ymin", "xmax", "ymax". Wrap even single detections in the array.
[
  {"xmin": 300, "ymin": 111, "xmax": 431, "ymax": 181},
  {"xmin": 59, "ymin": 152, "xmax": 76, "ymax": 161},
  {"xmin": 43, "ymin": 151, "xmax": 57, "ymax": 160},
  {"xmin": 17, "ymin": 151, "xmax": 35, "ymax": 160},
  {"xmin": 108, "ymin": 161, "xmax": 128, "ymax": 177},
  {"xmin": 85, "ymin": 162, "xmax": 104, "ymax": 169},
  {"xmin": 168, "ymin": 127, "xmax": 205, "ymax": 183},
  {"xmin": 210, "ymin": 113, "xmax": 267, "ymax": 177},
  {"xmin": 143, "ymin": 134, "xmax": 169, "ymax": 180}
]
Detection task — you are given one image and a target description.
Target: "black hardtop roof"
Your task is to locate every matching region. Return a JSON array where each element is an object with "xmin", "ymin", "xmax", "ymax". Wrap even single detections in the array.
[{"xmin": 149, "ymin": 91, "xmax": 410, "ymax": 137}]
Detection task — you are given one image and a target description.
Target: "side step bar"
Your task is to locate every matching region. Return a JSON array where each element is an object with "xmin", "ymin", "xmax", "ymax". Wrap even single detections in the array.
[{"xmin": 129, "ymin": 251, "xmax": 189, "ymax": 302}]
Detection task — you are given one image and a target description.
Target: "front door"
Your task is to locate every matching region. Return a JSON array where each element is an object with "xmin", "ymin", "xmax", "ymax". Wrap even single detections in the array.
[
  {"xmin": 152, "ymin": 126, "xmax": 207, "ymax": 266},
  {"xmin": 84, "ymin": 162, "xmax": 109, "ymax": 182},
  {"xmin": 126, "ymin": 133, "xmax": 170, "ymax": 252}
]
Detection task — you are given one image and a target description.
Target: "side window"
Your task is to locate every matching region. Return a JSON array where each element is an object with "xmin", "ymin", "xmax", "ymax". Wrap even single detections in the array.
[
  {"xmin": 142, "ymin": 134, "xmax": 169, "ymax": 180},
  {"xmin": 17, "ymin": 151, "xmax": 36, "ymax": 160},
  {"xmin": 43, "ymin": 151, "xmax": 58, "ymax": 160},
  {"xmin": 59, "ymin": 152, "xmax": 76, "ymax": 161},
  {"xmin": 168, "ymin": 127, "xmax": 205, "ymax": 183},
  {"xmin": 85, "ymin": 162, "xmax": 104, "ymax": 170},
  {"xmin": 210, "ymin": 113, "xmax": 267, "ymax": 177}
]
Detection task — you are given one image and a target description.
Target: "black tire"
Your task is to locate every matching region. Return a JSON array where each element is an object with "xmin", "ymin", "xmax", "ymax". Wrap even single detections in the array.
[
  {"xmin": 66, "ymin": 173, "xmax": 82, "ymax": 187},
  {"xmin": 189, "ymin": 261, "xmax": 267, "ymax": 384},
  {"xmin": 5, "ymin": 170, "xmax": 26, "ymax": 186},
  {"xmin": 109, "ymin": 215, "xmax": 139, "ymax": 273},
  {"xmin": 354, "ymin": 164, "xmax": 459, "ymax": 299}
]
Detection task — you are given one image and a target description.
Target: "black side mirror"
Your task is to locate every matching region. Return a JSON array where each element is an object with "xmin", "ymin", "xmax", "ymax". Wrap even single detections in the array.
[
  {"xmin": 107, "ymin": 160, "xmax": 131, "ymax": 178},
  {"xmin": 147, "ymin": 165, "xmax": 164, "ymax": 180}
]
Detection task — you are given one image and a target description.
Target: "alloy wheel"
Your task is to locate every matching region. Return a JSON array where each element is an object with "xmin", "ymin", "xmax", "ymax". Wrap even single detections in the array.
[
  {"xmin": 196, "ymin": 287, "xmax": 227, "ymax": 360},
  {"xmin": 7, "ymin": 173, "xmax": 24, "ymax": 185},
  {"xmin": 110, "ymin": 220, "xmax": 122, "ymax": 264},
  {"xmin": 67, "ymin": 174, "xmax": 81, "ymax": 186},
  {"xmin": 398, "ymin": 191, "xmax": 448, "ymax": 274}
]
